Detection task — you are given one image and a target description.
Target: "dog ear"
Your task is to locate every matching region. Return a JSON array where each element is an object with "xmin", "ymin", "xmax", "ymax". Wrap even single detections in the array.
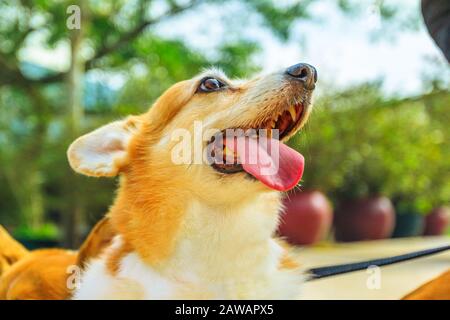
[
  {"xmin": 77, "ymin": 217, "xmax": 116, "ymax": 270},
  {"xmin": 67, "ymin": 116, "xmax": 141, "ymax": 177}
]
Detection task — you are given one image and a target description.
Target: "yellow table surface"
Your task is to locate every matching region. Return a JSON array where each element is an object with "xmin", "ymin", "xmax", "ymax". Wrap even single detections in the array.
[{"xmin": 294, "ymin": 236, "xmax": 450, "ymax": 300}]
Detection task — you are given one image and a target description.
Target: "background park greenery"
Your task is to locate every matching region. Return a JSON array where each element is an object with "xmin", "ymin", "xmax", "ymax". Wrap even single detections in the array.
[{"xmin": 0, "ymin": 0, "xmax": 448, "ymax": 247}]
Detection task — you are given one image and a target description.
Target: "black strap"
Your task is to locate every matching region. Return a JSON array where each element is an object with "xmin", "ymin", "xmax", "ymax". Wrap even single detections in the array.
[{"xmin": 306, "ymin": 244, "xmax": 450, "ymax": 281}]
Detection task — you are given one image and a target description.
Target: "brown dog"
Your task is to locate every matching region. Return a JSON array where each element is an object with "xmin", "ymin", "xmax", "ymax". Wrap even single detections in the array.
[
  {"xmin": 67, "ymin": 65, "xmax": 315, "ymax": 299},
  {"xmin": 2, "ymin": 64, "xmax": 316, "ymax": 300},
  {"xmin": 2, "ymin": 219, "xmax": 449, "ymax": 299},
  {"xmin": 1, "ymin": 66, "xmax": 448, "ymax": 299},
  {"xmin": 0, "ymin": 225, "xmax": 28, "ymax": 276},
  {"xmin": 0, "ymin": 218, "xmax": 115, "ymax": 300}
]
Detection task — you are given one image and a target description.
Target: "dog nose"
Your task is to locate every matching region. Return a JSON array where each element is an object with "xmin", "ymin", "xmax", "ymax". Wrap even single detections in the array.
[{"xmin": 286, "ymin": 63, "xmax": 317, "ymax": 90}]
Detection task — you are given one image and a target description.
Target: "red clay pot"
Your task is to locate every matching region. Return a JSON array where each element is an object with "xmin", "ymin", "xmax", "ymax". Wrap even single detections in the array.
[
  {"xmin": 334, "ymin": 196, "xmax": 395, "ymax": 242},
  {"xmin": 278, "ymin": 190, "xmax": 333, "ymax": 245},
  {"xmin": 424, "ymin": 206, "xmax": 450, "ymax": 236}
]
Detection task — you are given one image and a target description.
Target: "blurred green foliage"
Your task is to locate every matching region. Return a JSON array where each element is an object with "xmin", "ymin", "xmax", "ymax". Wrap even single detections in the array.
[
  {"xmin": 0, "ymin": 0, "xmax": 447, "ymax": 244},
  {"xmin": 13, "ymin": 223, "xmax": 60, "ymax": 241},
  {"xmin": 290, "ymin": 84, "xmax": 450, "ymax": 214}
]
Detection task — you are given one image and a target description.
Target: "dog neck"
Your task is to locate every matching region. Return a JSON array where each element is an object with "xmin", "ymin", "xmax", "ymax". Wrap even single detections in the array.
[
  {"xmin": 75, "ymin": 189, "xmax": 304, "ymax": 300},
  {"xmin": 109, "ymin": 180, "xmax": 283, "ymax": 275},
  {"xmin": 162, "ymin": 194, "xmax": 283, "ymax": 277}
]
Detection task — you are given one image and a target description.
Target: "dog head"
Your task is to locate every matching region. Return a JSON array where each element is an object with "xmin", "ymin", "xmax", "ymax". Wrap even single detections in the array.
[
  {"xmin": 68, "ymin": 63, "xmax": 316, "ymax": 205},
  {"xmin": 67, "ymin": 64, "xmax": 316, "ymax": 263}
]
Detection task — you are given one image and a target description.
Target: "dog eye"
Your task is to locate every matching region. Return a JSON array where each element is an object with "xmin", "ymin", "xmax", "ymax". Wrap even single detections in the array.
[{"xmin": 198, "ymin": 78, "xmax": 225, "ymax": 92}]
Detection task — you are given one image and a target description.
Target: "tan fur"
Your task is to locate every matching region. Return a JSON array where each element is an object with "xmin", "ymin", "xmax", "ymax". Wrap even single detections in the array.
[
  {"xmin": 106, "ymin": 239, "xmax": 132, "ymax": 275},
  {"xmin": 70, "ymin": 68, "xmax": 315, "ymax": 299},
  {"xmin": 402, "ymin": 269, "xmax": 450, "ymax": 300},
  {"xmin": 77, "ymin": 217, "xmax": 117, "ymax": 270},
  {"xmin": 276, "ymin": 239, "xmax": 301, "ymax": 270},
  {"xmin": 0, "ymin": 225, "xmax": 28, "ymax": 277},
  {"xmin": 0, "ymin": 249, "xmax": 76, "ymax": 300},
  {"xmin": 0, "ymin": 218, "xmax": 115, "ymax": 300},
  {"xmin": 105, "ymin": 70, "xmax": 314, "ymax": 268}
]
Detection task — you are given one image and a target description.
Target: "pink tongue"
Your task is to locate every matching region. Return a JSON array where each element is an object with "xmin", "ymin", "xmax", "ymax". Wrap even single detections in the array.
[{"xmin": 230, "ymin": 136, "xmax": 304, "ymax": 191}]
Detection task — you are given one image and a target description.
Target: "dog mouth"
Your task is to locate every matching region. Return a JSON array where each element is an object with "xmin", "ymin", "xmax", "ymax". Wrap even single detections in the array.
[
  {"xmin": 210, "ymin": 102, "xmax": 305, "ymax": 172},
  {"xmin": 262, "ymin": 103, "xmax": 305, "ymax": 140},
  {"xmin": 207, "ymin": 102, "xmax": 307, "ymax": 191}
]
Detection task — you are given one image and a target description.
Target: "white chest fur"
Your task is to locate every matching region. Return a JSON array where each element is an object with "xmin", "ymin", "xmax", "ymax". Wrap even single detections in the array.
[{"xmin": 74, "ymin": 193, "xmax": 303, "ymax": 300}]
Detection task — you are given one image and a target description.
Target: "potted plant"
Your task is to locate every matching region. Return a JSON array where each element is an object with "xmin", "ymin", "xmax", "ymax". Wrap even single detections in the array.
[
  {"xmin": 13, "ymin": 223, "xmax": 60, "ymax": 250},
  {"xmin": 277, "ymin": 190, "xmax": 333, "ymax": 245},
  {"xmin": 335, "ymin": 196, "xmax": 395, "ymax": 242},
  {"xmin": 424, "ymin": 206, "xmax": 450, "ymax": 236},
  {"xmin": 392, "ymin": 201, "xmax": 424, "ymax": 238},
  {"xmin": 288, "ymin": 85, "xmax": 450, "ymax": 241},
  {"xmin": 330, "ymin": 162, "xmax": 397, "ymax": 242}
]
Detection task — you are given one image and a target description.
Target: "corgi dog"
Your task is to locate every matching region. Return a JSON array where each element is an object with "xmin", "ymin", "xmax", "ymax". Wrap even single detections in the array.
[
  {"xmin": 67, "ymin": 63, "xmax": 318, "ymax": 300},
  {"xmin": 1, "ymin": 65, "xmax": 449, "ymax": 300}
]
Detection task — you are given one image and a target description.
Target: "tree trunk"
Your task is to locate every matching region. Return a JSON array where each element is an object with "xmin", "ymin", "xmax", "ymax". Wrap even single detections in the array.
[{"xmin": 63, "ymin": 1, "xmax": 87, "ymax": 248}]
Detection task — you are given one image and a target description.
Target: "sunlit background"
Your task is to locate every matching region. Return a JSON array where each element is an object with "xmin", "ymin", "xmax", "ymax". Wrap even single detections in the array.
[{"xmin": 0, "ymin": 0, "xmax": 449, "ymax": 248}]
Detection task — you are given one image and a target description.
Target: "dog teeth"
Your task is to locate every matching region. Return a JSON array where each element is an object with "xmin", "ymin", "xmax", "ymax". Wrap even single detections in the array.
[
  {"xmin": 223, "ymin": 146, "xmax": 233, "ymax": 155},
  {"xmin": 265, "ymin": 119, "xmax": 275, "ymax": 130},
  {"xmin": 275, "ymin": 112, "xmax": 282, "ymax": 122},
  {"xmin": 289, "ymin": 105, "xmax": 297, "ymax": 122}
]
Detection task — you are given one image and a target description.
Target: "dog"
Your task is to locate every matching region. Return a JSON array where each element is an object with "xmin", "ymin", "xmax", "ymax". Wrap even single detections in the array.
[
  {"xmin": 2, "ymin": 217, "xmax": 449, "ymax": 299},
  {"xmin": 0, "ymin": 218, "xmax": 115, "ymax": 299},
  {"xmin": 403, "ymin": 269, "xmax": 450, "ymax": 300},
  {"xmin": 1, "ymin": 65, "xmax": 449, "ymax": 300},
  {"xmin": 0, "ymin": 225, "xmax": 28, "ymax": 277},
  {"xmin": 65, "ymin": 64, "xmax": 317, "ymax": 299}
]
